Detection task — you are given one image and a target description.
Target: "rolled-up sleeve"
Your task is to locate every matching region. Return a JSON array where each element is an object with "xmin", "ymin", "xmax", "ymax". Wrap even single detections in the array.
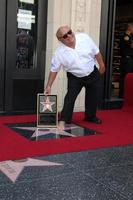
[
  {"xmin": 83, "ymin": 33, "xmax": 99, "ymax": 55},
  {"xmin": 89, "ymin": 37, "xmax": 99, "ymax": 55}
]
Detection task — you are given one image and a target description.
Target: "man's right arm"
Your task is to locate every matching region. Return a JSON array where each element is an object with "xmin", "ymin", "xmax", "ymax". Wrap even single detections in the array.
[{"xmin": 44, "ymin": 71, "xmax": 58, "ymax": 95}]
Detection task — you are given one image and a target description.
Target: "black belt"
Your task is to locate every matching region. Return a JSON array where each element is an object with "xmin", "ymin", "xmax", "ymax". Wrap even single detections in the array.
[{"xmin": 67, "ymin": 65, "xmax": 97, "ymax": 79}]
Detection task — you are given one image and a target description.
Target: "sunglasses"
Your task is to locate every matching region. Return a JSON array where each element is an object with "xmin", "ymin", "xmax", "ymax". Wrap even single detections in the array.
[{"xmin": 60, "ymin": 30, "xmax": 73, "ymax": 39}]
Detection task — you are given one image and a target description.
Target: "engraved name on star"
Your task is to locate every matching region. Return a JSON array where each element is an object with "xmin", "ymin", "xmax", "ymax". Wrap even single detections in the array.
[
  {"xmin": 40, "ymin": 96, "xmax": 55, "ymax": 112},
  {"xmin": 0, "ymin": 158, "xmax": 62, "ymax": 183}
]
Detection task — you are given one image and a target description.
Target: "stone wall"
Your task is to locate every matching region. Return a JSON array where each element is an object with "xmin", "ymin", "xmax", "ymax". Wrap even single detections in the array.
[{"xmin": 45, "ymin": 0, "xmax": 102, "ymax": 111}]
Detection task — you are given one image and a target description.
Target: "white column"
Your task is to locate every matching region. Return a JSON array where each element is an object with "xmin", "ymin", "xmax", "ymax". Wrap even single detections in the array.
[{"xmin": 45, "ymin": 0, "xmax": 102, "ymax": 112}]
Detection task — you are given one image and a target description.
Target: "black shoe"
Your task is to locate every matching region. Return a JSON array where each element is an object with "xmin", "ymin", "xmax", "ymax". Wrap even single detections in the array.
[{"xmin": 84, "ymin": 117, "xmax": 102, "ymax": 124}]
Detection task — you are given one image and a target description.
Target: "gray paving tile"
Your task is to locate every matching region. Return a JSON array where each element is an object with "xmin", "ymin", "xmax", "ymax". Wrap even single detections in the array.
[
  {"xmin": 106, "ymin": 145, "xmax": 133, "ymax": 166},
  {"xmin": 87, "ymin": 166, "xmax": 133, "ymax": 192},
  {"xmin": 45, "ymin": 145, "xmax": 133, "ymax": 171},
  {"xmin": 122, "ymin": 176, "xmax": 133, "ymax": 200},
  {"xmin": 0, "ymin": 171, "xmax": 128, "ymax": 200},
  {"xmin": 0, "ymin": 145, "xmax": 132, "ymax": 200}
]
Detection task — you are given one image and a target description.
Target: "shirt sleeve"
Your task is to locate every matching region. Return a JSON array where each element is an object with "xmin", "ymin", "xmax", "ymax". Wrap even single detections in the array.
[
  {"xmin": 89, "ymin": 37, "xmax": 99, "ymax": 55},
  {"xmin": 85, "ymin": 34, "xmax": 99, "ymax": 55},
  {"xmin": 50, "ymin": 52, "xmax": 62, "ymax": 72}
]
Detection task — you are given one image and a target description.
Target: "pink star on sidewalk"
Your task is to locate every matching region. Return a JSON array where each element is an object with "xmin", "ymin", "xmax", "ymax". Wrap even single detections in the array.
[{"xmin": 0, "ymin": 158, "xmax": 62, "ymax": 183}]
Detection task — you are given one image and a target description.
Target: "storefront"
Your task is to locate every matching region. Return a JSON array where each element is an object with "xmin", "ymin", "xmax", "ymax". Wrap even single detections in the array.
[
  {"xmin": 0, "ymin": 0, "xmax": 47, "ymax": 114},
  {"xmin": 100, "ymin": 0, "xmax": 133, "ymax": 108},
  {"xmin": 0, "ymin": 0, "xmax": 132, "ymax": 114}
]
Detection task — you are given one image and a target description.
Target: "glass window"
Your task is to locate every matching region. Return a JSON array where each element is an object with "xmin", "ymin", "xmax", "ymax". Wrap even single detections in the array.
[{"xmin": 16, "ymin": 0, "xmax": 38, "ymax": 69}]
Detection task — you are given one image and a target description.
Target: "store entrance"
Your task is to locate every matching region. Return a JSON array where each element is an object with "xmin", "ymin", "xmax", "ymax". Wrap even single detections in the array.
[
  {"xmin": 100, "ymin": 0, "xmax": 133, "ymax": 109},
  {"xmin": 0, "ymin": 0, "xmax": 47, "ymax": 114},
  {"xmin": 111, "ymin": 0, "xmax": 133, "ymax": 98}
]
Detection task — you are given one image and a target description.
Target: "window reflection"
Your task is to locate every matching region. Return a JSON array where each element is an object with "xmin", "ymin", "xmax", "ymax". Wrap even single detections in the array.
[{"xmin": 16, "ymin": 0, "xmax": 38, "ymax": 69}]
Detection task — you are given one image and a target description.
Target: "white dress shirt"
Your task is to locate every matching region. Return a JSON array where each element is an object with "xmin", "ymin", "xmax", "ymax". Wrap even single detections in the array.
[{"xmin": 50, "ymin": 32, "xmax": 99, "ymax": 77}]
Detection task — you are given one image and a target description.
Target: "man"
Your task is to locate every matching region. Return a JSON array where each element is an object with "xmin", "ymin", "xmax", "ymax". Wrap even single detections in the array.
[
  {"xmin": 44, "ymin": 25, "xmax": 105, "ymax": 129},
  {"xmin": 119, "ymin": 23, "xmax": 133, "ymax": 97}
]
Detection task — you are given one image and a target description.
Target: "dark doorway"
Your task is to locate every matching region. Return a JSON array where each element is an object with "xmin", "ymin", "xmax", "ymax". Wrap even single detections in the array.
[
  {"xmin": 111, "ymin": 0, "xmax": 133, "ymax": 99},
  {"xmin": 100, "ymin": 0, "xmax": 133, "ymax": 109},
  {"xmin": 0, "ymin": 0, "xmax": 47, "ymax": 114}
]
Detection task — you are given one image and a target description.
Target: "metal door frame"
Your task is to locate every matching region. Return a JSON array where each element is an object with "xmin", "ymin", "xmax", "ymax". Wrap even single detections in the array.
[
  {"xmin": 0, "ymin": 0, "xmax": 6, "ymax": 113},
  {"xmin": 1, "ymin": 0, "xmax": 48, "ymax": 113},
  {"xmin": 100, "ymin": 0, "xmax": 122, "ymax": 108}
]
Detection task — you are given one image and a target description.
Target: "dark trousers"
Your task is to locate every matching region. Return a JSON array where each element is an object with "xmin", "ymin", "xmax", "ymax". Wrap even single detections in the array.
[
  {"xmin": 119, "ymin": 57, "xmax": 133, "ymax": 97},
  {"xmin": 60, "ymin": 66, "xmax": 101, "ymax": 123}
]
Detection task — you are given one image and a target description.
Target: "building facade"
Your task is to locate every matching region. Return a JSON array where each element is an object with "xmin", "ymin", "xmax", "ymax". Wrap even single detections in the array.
[{"xmin": 0, "ymin": 0, "xmax": 133, "ymax": 114}]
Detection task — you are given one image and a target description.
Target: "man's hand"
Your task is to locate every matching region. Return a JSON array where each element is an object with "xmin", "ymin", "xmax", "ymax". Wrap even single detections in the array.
[
  {"xmin": 99, "ymin": 65, "xmax": 105, "ymax": 74},
  {"xmin": 43, "ymin": 71, "xmax": 58, "ymax": 95},
  {"xmin": 44, "ymin": 86, "xmax": 51, "ymax": 95},
  {"xmin": 95, "ymin": 52, "xmax": 106, "ymax": 75}
]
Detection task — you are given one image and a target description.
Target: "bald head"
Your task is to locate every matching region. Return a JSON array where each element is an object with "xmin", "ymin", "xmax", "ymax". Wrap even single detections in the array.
[
  {"xmin": 55, "ymin": 25, "xmax": 76, "ymax": 48},
  {"xmin": 56, "ymin": 25, "xmax": 71, "ymax": 39}
]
